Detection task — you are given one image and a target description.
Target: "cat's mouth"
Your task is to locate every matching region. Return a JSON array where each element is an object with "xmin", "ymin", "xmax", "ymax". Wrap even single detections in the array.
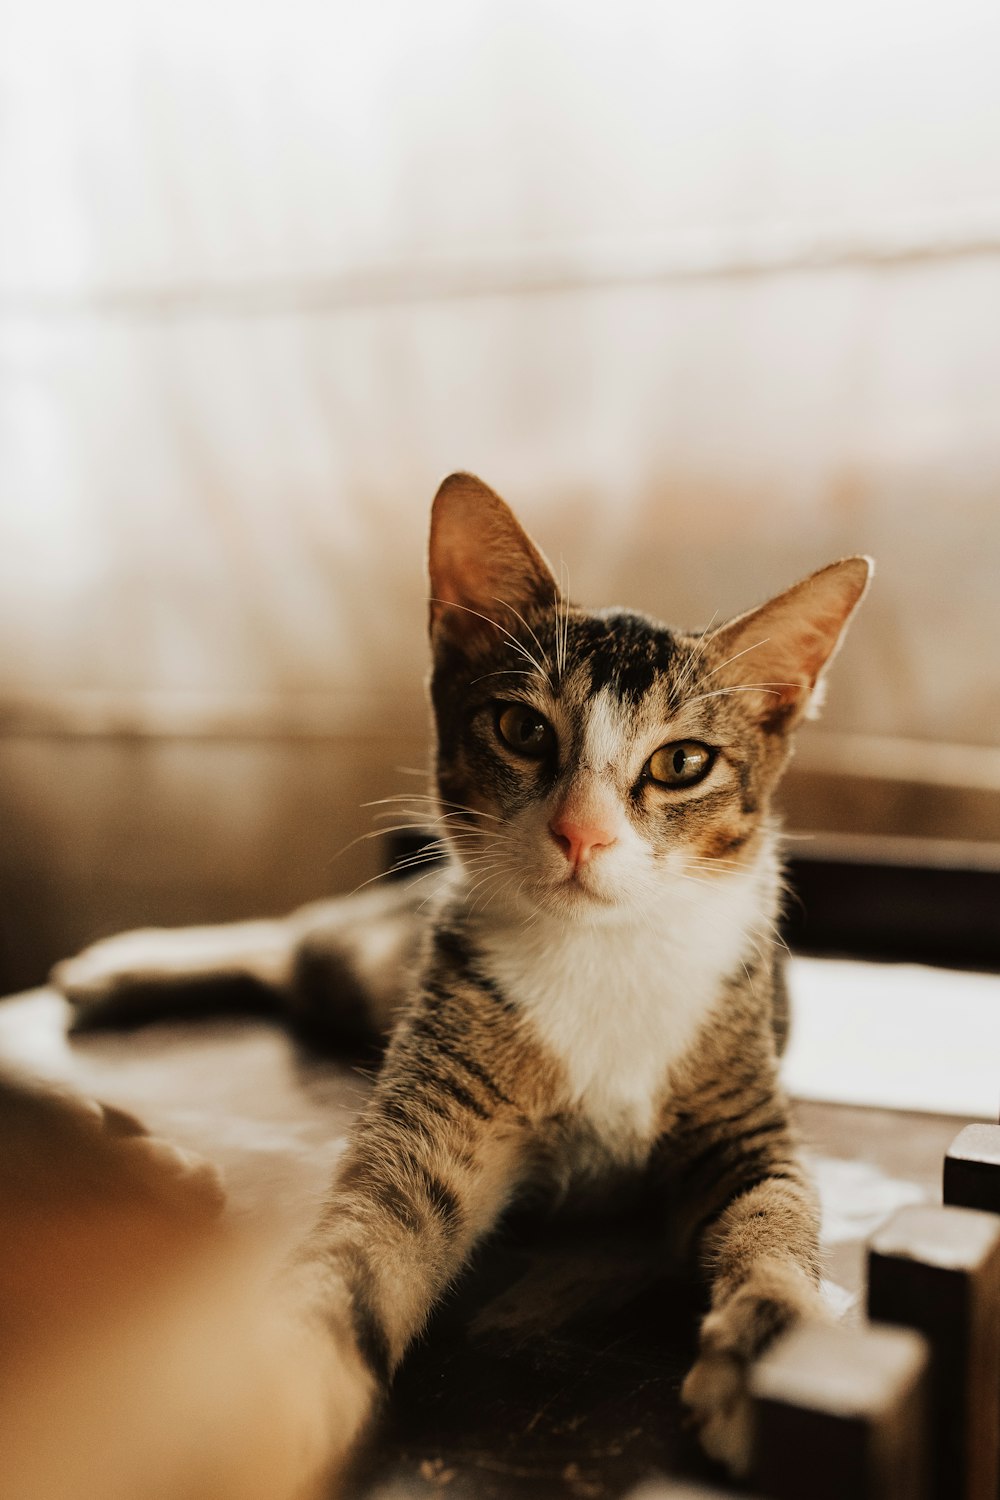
[{"xmin": 543, "ymin": 867, "xmax": 618, "ymax": 911}]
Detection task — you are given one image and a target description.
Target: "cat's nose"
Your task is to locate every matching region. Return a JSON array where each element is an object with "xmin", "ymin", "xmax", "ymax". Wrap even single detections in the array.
[{"xmin": 548, "ymin": 816, "xmax": 617, "ymax": 868}]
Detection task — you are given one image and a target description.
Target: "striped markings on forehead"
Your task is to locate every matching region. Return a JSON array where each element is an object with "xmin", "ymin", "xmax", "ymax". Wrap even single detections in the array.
[
  {"xmin": 580, "ymin": 686, "xmax": 643, "ymax": 773},
  {"xmin": 569, "ymin": 611, "xmax": 679, "ymax": 704}
]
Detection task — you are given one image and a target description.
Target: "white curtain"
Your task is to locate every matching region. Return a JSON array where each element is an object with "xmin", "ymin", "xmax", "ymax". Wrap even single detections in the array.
[{"xmin": 2, "ymin": 1, "xmax": 999, "ymax": 975}]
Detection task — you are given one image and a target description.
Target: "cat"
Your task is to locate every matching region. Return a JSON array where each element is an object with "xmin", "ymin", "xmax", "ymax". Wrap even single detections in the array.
[{"xmin": 55, "ymin": 472, "xmax": 872, "ymax": 1484}]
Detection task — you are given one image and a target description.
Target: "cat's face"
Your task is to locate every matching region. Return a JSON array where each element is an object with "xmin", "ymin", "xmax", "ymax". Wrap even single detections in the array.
[{"xmin": 427, "ymin": 474, "xmax": 870, "ymax": 926}]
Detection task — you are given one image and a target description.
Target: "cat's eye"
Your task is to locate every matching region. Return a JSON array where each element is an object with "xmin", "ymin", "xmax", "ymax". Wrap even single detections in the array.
[
  {"xmin": 646, "ymin": 741, "xmax": 714, "ymax": 788},
  {"xmin": 495, "ymin": 704, "xmax": 555, "ymax": 760}
]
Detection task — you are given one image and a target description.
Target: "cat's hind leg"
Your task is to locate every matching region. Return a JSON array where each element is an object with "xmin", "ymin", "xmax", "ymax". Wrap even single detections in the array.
[
  {"xmin": 53, "ymin": 918, "xmax": 298, "ymax": 1029},
  {"xmin": 53, "ymin": 874, "xmax": 433, "ymax": 1048},
  {"xmin": 282, "ymin": 877, "xmax": 429, "ymax": 1047}
]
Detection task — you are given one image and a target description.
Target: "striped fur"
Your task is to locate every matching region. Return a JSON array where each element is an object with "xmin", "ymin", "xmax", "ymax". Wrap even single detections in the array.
[{"xmin": 56, "ymin": 473, "xmax": 871, "ymax": 1483}]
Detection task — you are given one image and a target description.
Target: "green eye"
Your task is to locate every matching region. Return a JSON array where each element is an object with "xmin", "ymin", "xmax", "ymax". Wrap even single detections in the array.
[
  {"xmin": 647, "ymin": 741, "xmax": 714, "ymax": 787},
  {"xmin": 495, "ymin": 704, "xmax": 555, "ymax": 759}
]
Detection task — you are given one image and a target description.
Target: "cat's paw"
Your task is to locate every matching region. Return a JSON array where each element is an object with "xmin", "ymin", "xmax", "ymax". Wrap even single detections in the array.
[
  {"xmin": 53, "ymin": 929, "xmax": 176, "ymax": 1012},
  {"xmin": 681, "ymin": 1268, "xmax": 829, "ymax": 1476},
  {"xmin": 52, "ymin": 930, "xmax": 164, "ymax": 1014},
  {"xmin": 681, "ymin": 1343, "xmax": 752, "ymax": 1474}
]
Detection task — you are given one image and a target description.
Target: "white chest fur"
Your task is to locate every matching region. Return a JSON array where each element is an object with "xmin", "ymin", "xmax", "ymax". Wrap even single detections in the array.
[{"xmin": 475, "ymin": 862, "xmax": 767, "ymax": 1149}]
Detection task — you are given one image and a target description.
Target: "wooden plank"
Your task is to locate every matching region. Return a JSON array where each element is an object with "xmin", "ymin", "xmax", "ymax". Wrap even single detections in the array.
[
  {"xmin": 868, "ymin": 1203, "xmax": 1000, "ymax": 1500},
  {"xmin": 749, "ymin": 1320, "xmax": 930, "ymax": 1500}
]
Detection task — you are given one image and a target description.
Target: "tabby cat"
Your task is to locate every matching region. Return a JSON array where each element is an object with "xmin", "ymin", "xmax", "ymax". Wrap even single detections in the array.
[{"xmin": 57, "ymin": 473, "xmax": 872, "ymax": 1484}]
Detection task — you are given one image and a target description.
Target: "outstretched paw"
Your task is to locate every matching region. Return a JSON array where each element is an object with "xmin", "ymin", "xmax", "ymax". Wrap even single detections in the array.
[
  {"xmin": 681, "ymin": 1267, "xmax": 829, "ymax": 1475},
  {"xmin": 682, "ymin": 1335, "xmax": 754, "ymax": 1474},
  {"xmin": 53, "ymin": 929, "xmax": 184, "ymax": 1018}
]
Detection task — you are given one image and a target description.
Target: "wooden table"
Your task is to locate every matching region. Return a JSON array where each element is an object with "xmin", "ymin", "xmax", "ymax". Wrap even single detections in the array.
[{"xmin": 0, "ymin": 988, "xmax": 974, "ymax": 1500}]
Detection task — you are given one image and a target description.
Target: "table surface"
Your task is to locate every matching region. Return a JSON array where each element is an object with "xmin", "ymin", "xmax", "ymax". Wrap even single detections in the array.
[{"xmin": 0, "ymin": 988, "xmax": 969, "ymax": 1499}]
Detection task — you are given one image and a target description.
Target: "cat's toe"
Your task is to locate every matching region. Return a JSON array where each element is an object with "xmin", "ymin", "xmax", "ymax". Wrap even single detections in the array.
[{"xmin": 681, "ymin": 1349, "xmax": 753, "ymax": 1476}]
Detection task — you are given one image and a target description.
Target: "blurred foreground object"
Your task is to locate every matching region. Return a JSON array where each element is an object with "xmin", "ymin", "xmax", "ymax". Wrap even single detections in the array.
[{"xmin": 0, "ymin": 1070, "xmax": 354, "ymax": 1500}]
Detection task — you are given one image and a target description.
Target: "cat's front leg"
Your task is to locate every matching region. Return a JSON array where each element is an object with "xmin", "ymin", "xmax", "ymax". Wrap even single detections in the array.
[
  {"xmin": 290, "ymin": 1005, "xmax": 530, "ymax": 1481},
  {"xmin": 677, "ymin": 1112, "xmax": 827, "ymax": 1475}
]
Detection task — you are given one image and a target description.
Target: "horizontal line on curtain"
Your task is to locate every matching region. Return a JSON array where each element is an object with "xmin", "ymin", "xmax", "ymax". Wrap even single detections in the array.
[
  {"xmin": 0, "ymin": 686, "xmax": 424, "ymax": 742},
  {"xmin": 3, "ymin": 213, "xmax": 1000, "ymax": 321}
]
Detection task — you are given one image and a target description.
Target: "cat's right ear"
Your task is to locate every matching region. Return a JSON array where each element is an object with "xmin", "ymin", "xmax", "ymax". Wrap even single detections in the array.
[{"xmin": 428, "ymin": 473, "xmax": 559, "ymax": 651}]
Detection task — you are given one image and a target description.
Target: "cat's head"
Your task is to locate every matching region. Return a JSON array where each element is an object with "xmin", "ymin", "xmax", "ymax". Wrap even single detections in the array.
[{"xmin": 426, "ymin": 473, "xmax": 871, "ymax": 925}]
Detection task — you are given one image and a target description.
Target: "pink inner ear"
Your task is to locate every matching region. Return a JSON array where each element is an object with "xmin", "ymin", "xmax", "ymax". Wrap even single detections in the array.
[
  {"xmin": 709, "ymin": 557, "xmax": 871, "ymax": 729},
  {"xmin": 433, "ymin": 532, "xmax": 486, "ymax": 614},
  {"xmin": 428, "ymin": 474, "xmax": 559, "ymax": 643}
]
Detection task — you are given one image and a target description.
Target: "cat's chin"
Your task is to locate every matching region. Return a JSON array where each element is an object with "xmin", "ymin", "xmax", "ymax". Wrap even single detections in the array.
[{"xmin": 530, "ymin": 874, "xmax": 628, "ymax": 924}]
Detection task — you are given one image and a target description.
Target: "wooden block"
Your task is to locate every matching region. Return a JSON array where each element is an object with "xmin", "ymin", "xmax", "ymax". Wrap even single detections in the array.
[
  {"xmin": 749, "ymin": 1320, "xmax": 930, "ymax": 1500},
  {"xmin": 868, "ymin": 1203, "xmax": 1000, "ymax": 1500},
  {"xmin": 945, "ymin": 1125, "xmax": 1000, "ymax": 1216}
]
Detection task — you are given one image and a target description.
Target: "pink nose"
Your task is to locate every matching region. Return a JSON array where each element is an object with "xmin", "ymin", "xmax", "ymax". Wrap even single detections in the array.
[{"xmin": 548, "ymin": 816, "xmax": 617, "ymax": 868}]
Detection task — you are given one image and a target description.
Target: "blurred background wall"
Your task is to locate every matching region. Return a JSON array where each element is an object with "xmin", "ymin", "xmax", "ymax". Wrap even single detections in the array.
[{"xmin": 2, "ymin": 0, "xmax": 1000, "ymax": 989}]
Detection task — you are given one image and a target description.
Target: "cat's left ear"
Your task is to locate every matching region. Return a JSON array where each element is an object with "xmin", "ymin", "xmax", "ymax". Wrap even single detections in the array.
[
  {"xmin": 708, "ymin": 556, "xmax": 873, "ymax": 733},
  {"xmin": 428, "ymin": 473, "xmax": 560, "ymax": 651}
]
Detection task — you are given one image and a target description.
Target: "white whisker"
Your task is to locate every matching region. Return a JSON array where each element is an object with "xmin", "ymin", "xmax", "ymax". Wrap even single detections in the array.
[
  {"xmin": 682, "ymin": 683, "xmax": 791, "ymax": 709},
  {"xmin": 701, "ymin": 637, "xmax": 772, "ymax": 682},
  {"xmin": 671, "ymin": 610, "xmax": 719, "ymax": 700},
  {"xmin": 469, "ymin": 668, "xmax": 538, "ymax": 687},
  {"xmin": 430, "ymin": 597, "xmax": 546, "ymax": 677},
  {"xmin": 490, "ymin": 595, "xmax": 551, "ymax": 672}
]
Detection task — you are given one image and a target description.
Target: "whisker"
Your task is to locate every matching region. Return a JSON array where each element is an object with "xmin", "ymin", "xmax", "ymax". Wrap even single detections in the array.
[
  {"xmin": 683, "ymin": 854, "xmax": 754, "ymax": 870},
  {"xmin": 552, "ymin": 558, "xmax": 571, "ymax": 685},
  {"xmin": 701, "ymin": 637, "xmax": 772, "ymax": 682},
  {"xmin": 467, "ymin": 868, "xmax": 512, "ymax": 916},
  {"xmin": 469, "ymin": 668, "xmax": 538, "ymax": 687},
  {"xmin": 362, "ymin": 794, "xmax": 502, "ymax": 824},
  {"xmin": 490, "ymin": 595, "xmax": 551, "ymax": 672},
  {"xmin": 670, "ymin": 618, "xmax": 720, "ymax": 705},
  {"xmin": 430, "ymin": 597, "xmax": 545, "ymax": 677},
  {"xmin": 368, "ymin": 813, "xmax": 487, "ymax": 837},
  {"xmin": 671, "ymin": 871, "xmax": 718, "ymax": 892},
  {"xmin": 352, "ymin": 837, "xmax": 505, "ymax": 895},
  {"xmin": 348, "ymin": 860, "xmax": 449, "ymax": 898},
  {"xmin": 682, "ymin": 683, "xmax": 791, "ymax": 708}
]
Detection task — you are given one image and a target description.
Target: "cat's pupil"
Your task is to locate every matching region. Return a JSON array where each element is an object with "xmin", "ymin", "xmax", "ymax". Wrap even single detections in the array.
[{"xmin": 647, "ymin": 740, "xmax": 712, "ymax": 787}]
